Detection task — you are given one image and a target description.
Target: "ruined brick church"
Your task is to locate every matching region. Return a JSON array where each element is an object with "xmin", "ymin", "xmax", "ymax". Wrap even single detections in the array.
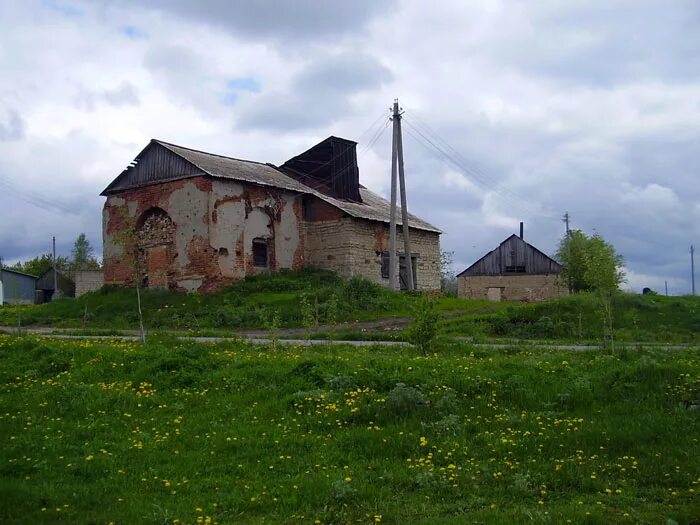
[{"xmin": 101, "ymin": 137, "xmax": 441, "ymax": 293}]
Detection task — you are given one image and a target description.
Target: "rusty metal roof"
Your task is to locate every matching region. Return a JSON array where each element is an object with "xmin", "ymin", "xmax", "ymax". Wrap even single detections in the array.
[
  {"xmin": 330, "ymin": 187, "xmax": 441, "ymax": 233},
  {"xmin": 156, "ymin": 141, "xmax": 312, "ymax": 194}
]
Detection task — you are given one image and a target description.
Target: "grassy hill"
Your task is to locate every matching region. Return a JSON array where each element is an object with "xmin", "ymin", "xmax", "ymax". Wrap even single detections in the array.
[
  {"xmin": 1, "ymin": 270, "xmax": 698, "ymax": 342},
  {"xmin": 0, "ymin": 335, "xmax": 697, "ymax": 524},
  {"xmin": 443, "ymin": 292, "xmax": 700, "ymax": 343},
  {"xmin": 0, "ymin": 270, "xmax": 499, "ymax": 331}
]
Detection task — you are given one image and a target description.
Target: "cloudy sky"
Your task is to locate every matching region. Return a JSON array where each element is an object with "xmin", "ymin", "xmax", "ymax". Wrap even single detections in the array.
[{"xmin": 1, "ymin": 0, "xmax": 699, "ymax": 294}]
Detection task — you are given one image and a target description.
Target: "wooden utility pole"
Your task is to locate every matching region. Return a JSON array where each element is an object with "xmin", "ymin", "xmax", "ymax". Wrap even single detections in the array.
[
  {"xmin": 563, "ymin": 212, "xmax": 572, "ymax": 293},
  {"xmin": 52, "ymin": 236, "xmax": 58, "ymax": 301},
  {"xmin": 691, "ymin": 245, "xmax": 696, "ymax": 296},
  {"xmin": 388, "ymin": 102, "xmax": 399, "ymax": 291},
  {"xmin": 395, "ymin": 101, "xmax": 414, "ymax": 291},
  {"xmin": 388, "ymin": 99, "xmax": 413, "ymax": 291}
]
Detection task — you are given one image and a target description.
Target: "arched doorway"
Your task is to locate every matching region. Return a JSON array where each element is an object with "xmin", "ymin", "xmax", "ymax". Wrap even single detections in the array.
[{"xmin": 136, "ymin": 208, "xmax": 175, "ymax": 288}]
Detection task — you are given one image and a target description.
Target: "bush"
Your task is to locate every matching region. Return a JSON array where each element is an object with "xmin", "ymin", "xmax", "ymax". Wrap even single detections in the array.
[
  {"xmin": 386, "ymin": 383, "xmax": 429, "ymax": 417},
  {"xmin": 533, "ymin": 316, "xmax": 555, "ymax": 337},
  {"xmin": 408, "ymin": 297, "xmax": 440, "ymax": 354}
]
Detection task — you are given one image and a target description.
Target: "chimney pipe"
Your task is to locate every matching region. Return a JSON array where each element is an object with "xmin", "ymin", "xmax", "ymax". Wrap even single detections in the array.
[{"xmin": 519, "ymin": 222, "xmax": 524, "ymax": 239}]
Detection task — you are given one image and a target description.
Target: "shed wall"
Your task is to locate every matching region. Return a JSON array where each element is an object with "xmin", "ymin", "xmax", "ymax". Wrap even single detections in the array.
[
  {"xmin": 0, "ymin": 271, "xmax": 36, "ymax": 304},
  {"xmin": 75, "ymin": 271, "xmax": 105, "ymax": 296},
  {"xmin": 458, "ymin": 274, "xmax": 568, "ymax": 302}
]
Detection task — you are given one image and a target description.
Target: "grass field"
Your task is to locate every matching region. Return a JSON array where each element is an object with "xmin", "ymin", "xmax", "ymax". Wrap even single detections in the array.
[
  {"xmin": 1, "ymin": 335, "xmax": 698, "ymax": 524},
  {"xmin": 1, "ymin": 270, "xmax": 698, "ymax": 345},
  {"xmin": 442, "ymin": 293, "xmax": 700, "ymax": 343},
  {"xmin": 0, "ymin": 270, "xmax": 493, "ymax": 331}
]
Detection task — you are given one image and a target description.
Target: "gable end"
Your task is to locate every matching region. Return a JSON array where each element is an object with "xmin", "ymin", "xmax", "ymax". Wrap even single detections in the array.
[
  {"xmin": 457, "ymin": 234, "xmax": 562, "ymax": 277},
  {"xmin": 101, "ymin": 141, "xmax": 205, "ymax": 195}
]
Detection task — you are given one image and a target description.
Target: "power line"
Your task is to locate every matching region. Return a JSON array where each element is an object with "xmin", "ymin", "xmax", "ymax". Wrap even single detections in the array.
[
  {"xmin": 402, "ymin": 111, "xmax": 513, "ymax": 193},
  {"xmin": 400, "ymin": 121, "xmax": 544, "ymax": 217},
  {"xmin": 360, "ymin": 118, "xmax": 391, "ymax": 155},
  {"xmin": 401, "ymin": 109, "xmax": 557, "ymax": 218},
  {"xmin": 403, "ymin": 110, "xmax": 504, "ymax": 189},
  {"xmin": 284, "ymin": 110, "xmax": 391, "ymax": 199},
  {"xmin": 0, "ymin": 175, "xmax": 78, "ymax": 216}
]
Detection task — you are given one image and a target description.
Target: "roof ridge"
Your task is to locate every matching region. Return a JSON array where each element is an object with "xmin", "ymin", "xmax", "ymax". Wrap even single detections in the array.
[
  {"xmin": 154, "ymin": 139, "xmax": 276, "ymax": 168},
  {"xmin": 0, "ymin": 267, "xmax": 38, "ymax": 278}
]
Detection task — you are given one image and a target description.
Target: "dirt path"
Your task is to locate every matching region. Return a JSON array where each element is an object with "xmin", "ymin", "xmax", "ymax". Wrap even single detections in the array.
[
  {"xmin": 1, "ymin": 326, "xmax": 695, "ymax": 351},
  {"xmin": 238, "ymin": 316, "xmax": 413, "ymax": 337}
]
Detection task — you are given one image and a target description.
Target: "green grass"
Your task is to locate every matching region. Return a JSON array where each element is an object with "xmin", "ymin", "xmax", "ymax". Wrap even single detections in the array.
[
  {"xmin": 0, "ymin": 270, "xmax": 501, "ymax": 331},
  {"xmin": 0, "ymin": 335, "xmax": 698, "ymax": 524},
  {"xmin": 443, "ymin": 292, "xmax": 700, "ymax": 343},
  {"xmin": 1, "ymin": 270, "xmax": 698, "ymax": 344}
]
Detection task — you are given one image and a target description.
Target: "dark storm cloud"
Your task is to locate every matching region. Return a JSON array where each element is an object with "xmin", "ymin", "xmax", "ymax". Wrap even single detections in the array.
[
  {"xmin": 0, "ymin": 130, "xmax": 119, "ymax": 265},
  {"xmin": 490, "ymin": 1, "xmax": 700, "ymax": 86},
  {"xmin": 115, "ymin": 0, "xmax": 393, "ymax": 43},
  {"xmin": 621, "ymin": 134, "xmax": 700, "ymax": 201},
  {"xmin": 237, "ymin": 52, "xmax": 392, "ymax": 131},
  {"xmin": 1, "ymin": 0, "xmax": 697, "ymax": 294},
  {"xmin": 0, "ymin": 184, "xmax": 103, "ymax": 265}
]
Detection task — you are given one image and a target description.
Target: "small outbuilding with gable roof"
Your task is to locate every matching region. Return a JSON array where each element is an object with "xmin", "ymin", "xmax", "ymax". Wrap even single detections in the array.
[
  {"xmin": 457, "ymin": 224, "xmax": 567, "ymax": 302},
  {"xmin": 0, "ymin": 267, "xmax": 38, "ymax": 305}
]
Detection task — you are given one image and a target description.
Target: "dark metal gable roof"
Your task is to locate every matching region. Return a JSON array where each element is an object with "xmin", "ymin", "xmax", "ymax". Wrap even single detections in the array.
[
  {"xmin": 0, "ymin": 268, "xmax": 38, "ymax": 279},
  {"xmin": 101, "ymin": 140, "xmax": 310, "ymax": 196},
  {"xmin": 280, "ymin": 136, "xmax": 362, "ymax": 202},
  {"xmin": 36, "ymin": 269, "xmax": 75, "ymax": 296},
  {"xmin": 457, "ymin": 234, "xmax": 562, "ymax": 277},
  {"xmin": 101, "ymin": 141, "xmax": 204, "ymax": 195}
]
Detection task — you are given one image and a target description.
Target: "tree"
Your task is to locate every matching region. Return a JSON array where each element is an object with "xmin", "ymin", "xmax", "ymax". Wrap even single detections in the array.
[
  {"xmin": 556, "ymin": 230, "xmax": 624, "ymax": 293},
  {"xmin": 11, "ymin": 253, "xmax": 69, "ymax": 277},
  {"xmin": 71, "ymin": 233, "xmax": 100, "ymax": 271},
  {"xmin": 112, "ymin": 208, "xmax": 146, "ymax": 343},
  {"xmin": 557, "ymin": 229, "xmax": 625, "ymax": 353},
  {"xmin": 440, "ymin": 250, "xmax": 457, "ymax": 296},
  {"xmin": 408, "ymin": 297, "xmax": 441, "ymax": 355},
  {"xmin": 583, "ymin": 233, "xmax": 625, "ymax": 294}
]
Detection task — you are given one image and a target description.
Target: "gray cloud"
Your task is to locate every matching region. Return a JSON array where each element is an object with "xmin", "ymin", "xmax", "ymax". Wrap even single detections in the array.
[
  {"xmin": 1, "ymin": 0, "xmax": 698, "ymax": 294},
  {"xmin": 237, "ymin": 52, "xmax": 392, "ymax": 131},
  {"xmin": 0, "ymin": 108, "xmax": 24, "ymax": 141},
  {"xmin": 75, "ymin": 81, "xmax": 140, "ymax": 111},
  {"xmin": 488, "ymin": 1, "xmax": 700, "ymax": 86},
  {"xmin": 115, "ymin": 0, "xmax": 393, "ymax": 44}
]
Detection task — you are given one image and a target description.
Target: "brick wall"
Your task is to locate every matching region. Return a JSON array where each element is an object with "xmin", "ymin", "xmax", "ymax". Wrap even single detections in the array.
[
  {"xmin": 74, "ymin": 270, "xmax": 104, "ymax": 297},
  {"xmin": 103, "ymin": 176, "xmax": 439, "ymax": 293},
  {"xmin": 458, "ymin": 274, "xmax": 568, "ymax": 302},
  {"xmin": 305, "ymin": 217, "xmax": 441, "ymax": 291},
  {"xmin": 103, "ymin": 176, "xmax": 305, "ymax": 293}
]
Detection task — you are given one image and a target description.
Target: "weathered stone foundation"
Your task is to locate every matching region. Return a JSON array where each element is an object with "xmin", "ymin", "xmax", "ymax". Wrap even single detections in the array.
[{"xmin": 458, "ymin": 274, "xmax": 568, "ymax": 302}]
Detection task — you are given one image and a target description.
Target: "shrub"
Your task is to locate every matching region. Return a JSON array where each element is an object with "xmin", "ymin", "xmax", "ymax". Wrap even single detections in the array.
[
  {"xmin": 300, "ymin": 294, "xmax": 316, "ymax": 340},
  {"xmin": 386, "ymin": 382, "xmax": 429, "ymax": 417},
  {"xmin": 533, "ymin": 316, "xmax": 555, "ymax": 337},
  {"xmin": 408, "ymin": 297, "xmax": 440, "ymax": 355}
]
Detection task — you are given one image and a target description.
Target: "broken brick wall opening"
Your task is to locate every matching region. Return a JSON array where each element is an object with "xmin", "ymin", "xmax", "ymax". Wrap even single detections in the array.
[{"xmin": 136, "ymin": 207, "xmax": 175, "ymax": 289}]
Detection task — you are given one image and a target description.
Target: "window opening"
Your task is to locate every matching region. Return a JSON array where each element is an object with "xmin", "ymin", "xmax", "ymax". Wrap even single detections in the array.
[
  {"xmin": 381, "ymin": 252, "xmax": 390, "ymax": 279},
  {"xmin": 253, "ymin": 238, "xmax": 269, "ymax": 268}
]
